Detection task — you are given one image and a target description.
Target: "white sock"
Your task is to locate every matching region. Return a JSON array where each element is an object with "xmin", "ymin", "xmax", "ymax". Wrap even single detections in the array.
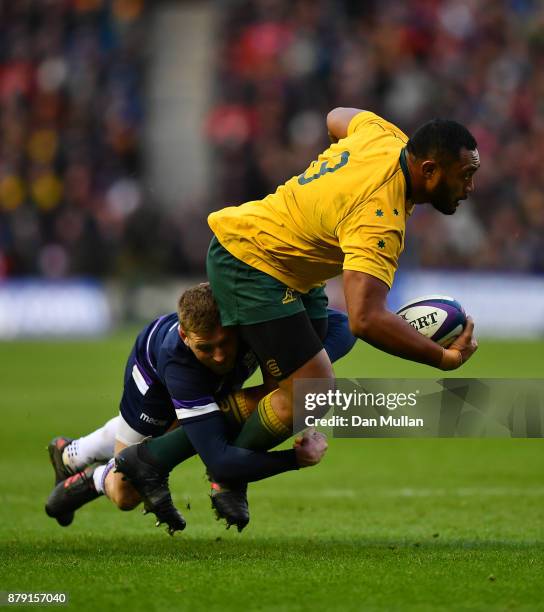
[
  {"xmin": 62, "ymin": 416, "xmax": 120, "ymax": 472},
  {"xmin": 92, "ymin": 458, "xmax": 115, "ymax": 495}
]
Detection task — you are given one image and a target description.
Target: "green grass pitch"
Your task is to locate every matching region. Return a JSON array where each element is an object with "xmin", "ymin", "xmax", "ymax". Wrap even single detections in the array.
[{"xmin": 1, "ymin": 333, "xmax": 543, "ymax": 611}]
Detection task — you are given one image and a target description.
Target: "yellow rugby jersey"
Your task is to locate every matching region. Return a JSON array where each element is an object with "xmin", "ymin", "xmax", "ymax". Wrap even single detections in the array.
[{"xmin": 208, "ymin": 111, "xmax": 414, "ymax": 293}]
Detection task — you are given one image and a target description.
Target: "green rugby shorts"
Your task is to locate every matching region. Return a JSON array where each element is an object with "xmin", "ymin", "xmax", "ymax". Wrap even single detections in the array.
[{"xmin": 206, "ymin": 236, "xmax": 328, "ymax": 327}]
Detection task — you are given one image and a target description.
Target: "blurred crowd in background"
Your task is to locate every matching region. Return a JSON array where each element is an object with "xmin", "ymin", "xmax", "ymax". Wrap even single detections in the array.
[
  {"xmin": 1, "ymin": 0, "xmax": 543, "ymax": 280},
  {"xmin": 209, "ymin": 0, "xmax": 544, "ymax": 274},
  {"xmin": 0, "ymin": 0, "xmax": 165, "ymax": 280}
]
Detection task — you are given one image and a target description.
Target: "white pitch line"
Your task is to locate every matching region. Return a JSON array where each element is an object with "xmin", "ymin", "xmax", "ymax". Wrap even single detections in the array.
[
  {"xmin": 386, "ymin": 487, "xmax": 544, "ymax": 498},
  {"xmin": 257, "ymin": 487, "xmax": 544, "ymax": 499}
]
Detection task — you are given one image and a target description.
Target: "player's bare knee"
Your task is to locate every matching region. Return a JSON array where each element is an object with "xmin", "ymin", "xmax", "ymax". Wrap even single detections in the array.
[
  {"xmin": 286, "ymin": 350, "xmax": 334, "ymax": 419},
  {"xmin": 269, "ymin": 351, "xmax": 335, "ymax": 426},
  {"xmin": 271, "ymin": 389, "xmax": 293, "ymax": 422}
]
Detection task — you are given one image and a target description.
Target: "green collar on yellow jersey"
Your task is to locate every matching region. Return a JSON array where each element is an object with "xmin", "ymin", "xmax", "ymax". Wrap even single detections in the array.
[{"xmin": 399, "ymin": 147, "xmax": 412, "ymax": 201}]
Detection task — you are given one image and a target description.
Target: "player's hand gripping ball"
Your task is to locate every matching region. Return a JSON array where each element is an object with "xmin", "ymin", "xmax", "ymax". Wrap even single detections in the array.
[{"xmin": 396, "ymin": 295, "xmax": 467, "ymax": 348}]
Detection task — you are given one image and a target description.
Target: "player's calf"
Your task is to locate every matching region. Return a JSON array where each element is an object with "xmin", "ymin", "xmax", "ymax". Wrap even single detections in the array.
[{"xmin": 104, "ymin": 470, "xmax": 141, "ymax": 511}]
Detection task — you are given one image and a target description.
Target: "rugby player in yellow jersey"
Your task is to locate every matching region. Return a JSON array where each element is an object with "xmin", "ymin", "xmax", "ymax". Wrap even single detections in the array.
[
  {"xmin": 206, "ymin": 108, "xmax": 480, "ymax": 445},
  {"xmin": 108, "ymin": 109, "xmax": 480, "ymax": 534}
]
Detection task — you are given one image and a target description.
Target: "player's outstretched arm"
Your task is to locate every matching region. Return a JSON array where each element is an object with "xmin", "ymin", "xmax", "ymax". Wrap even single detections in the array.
[
  {"xmin": 182, "ymin": 413, "xmax": 327, "ymax": 483},
  {"xmin": 343, "ymin": 270, "xmax": 478, "ymax": 370}
]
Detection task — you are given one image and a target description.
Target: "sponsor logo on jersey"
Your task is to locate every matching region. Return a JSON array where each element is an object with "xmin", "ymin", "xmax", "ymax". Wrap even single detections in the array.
[{"xmin": 139, "ymin": 412, "xmax": 168, "ymax": 427}]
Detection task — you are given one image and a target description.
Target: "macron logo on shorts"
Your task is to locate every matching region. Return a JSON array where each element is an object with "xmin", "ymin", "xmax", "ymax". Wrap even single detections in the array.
[{"xmin": 139, "ymin": 412, "xmax": 168, "ymax": 427}]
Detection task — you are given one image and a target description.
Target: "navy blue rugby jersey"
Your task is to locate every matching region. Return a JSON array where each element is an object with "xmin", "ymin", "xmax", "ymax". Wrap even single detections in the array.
[{"xmin": 131, "ymin": 313, "xmax": 258, "ymax": 422}]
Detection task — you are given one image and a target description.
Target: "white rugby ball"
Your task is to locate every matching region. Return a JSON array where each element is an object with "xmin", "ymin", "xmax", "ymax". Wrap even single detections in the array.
[{"xmin": 396, "ymin": 294, "xmax": 467, "ymax": 347}]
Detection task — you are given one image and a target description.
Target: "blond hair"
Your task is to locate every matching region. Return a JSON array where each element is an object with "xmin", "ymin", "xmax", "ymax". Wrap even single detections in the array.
[{"xmin": 177, "ymin": 283, "xmax": 221, "ymax": 334}]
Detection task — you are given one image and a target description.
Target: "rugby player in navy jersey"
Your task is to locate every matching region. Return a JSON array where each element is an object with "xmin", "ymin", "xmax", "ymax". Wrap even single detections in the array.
[{"xmin": 45, "ymin": 283, "xmax": 356, "ymax": 533}]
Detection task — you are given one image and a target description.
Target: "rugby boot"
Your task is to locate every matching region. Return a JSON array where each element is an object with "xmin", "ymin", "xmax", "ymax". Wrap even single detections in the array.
[
  {"xmin": 210, "ymin": 481, "xmax": 250, "ymax": 532},
  {"xmin": 45, "ymin": 464, "xmax": 100, "ymax": 522},
  {"xmin": 47, "ymin": 436, "xmax": 75, "ymax": 526},
  {"xmin": 48, "ymin": 436, "xmax": 75, "ymax": 482},
  {"xmin": 114, "ymin": 443, "xmax": 186, "ymax": 535}
]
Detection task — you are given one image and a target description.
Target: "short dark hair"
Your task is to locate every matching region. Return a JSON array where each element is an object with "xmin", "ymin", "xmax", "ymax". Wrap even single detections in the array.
[
  {"xmin": 177, "ymin": 282, "xmax": 221, "ymax": 334},
  {"xmin": 407, "ymin": 119, "xmax": 477, "ymax": 164}
]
